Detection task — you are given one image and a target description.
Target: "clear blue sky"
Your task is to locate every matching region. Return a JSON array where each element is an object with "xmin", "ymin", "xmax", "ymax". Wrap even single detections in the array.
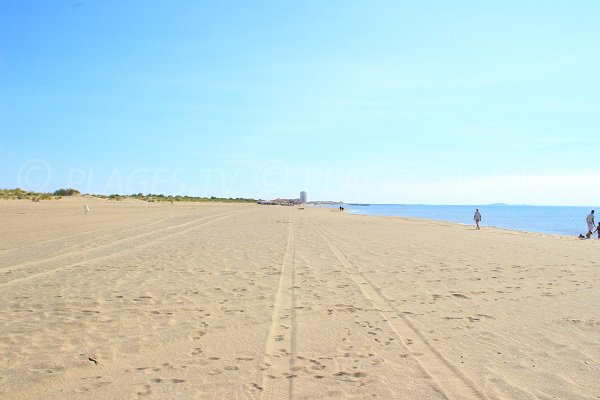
[{"xmin": 1, "ymin": 1, "xmax": 599, "ymax": 204}]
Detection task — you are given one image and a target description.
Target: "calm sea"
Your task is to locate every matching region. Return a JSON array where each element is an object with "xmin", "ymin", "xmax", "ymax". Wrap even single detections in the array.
[{"xmin": 341, "ymin": 204, "xmax": 596, "ymax": 237}]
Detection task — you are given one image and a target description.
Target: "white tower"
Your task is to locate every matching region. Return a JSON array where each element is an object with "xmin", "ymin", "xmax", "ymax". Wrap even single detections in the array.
[{"xmin": 300, "ymin": 191, "xmax": 307, "ymax": 204}]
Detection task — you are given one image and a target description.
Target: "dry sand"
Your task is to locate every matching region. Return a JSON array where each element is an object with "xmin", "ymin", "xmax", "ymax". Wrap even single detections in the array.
[{"xmin": 1, "ymin": 198, "xmax": 599, "ymax": 399}]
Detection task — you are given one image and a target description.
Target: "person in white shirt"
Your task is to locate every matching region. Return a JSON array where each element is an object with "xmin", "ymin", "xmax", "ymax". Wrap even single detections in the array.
[
  {"xmin": 474, "ymin": 209, "xmax": 482, "ymax": 230},
  {"xmin": 586, "ymin": 210, "xmax": 595, "ymax": 235}
]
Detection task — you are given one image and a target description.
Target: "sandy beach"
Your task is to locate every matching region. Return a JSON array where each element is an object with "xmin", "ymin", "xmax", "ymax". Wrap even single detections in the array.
[{"xmin": 1, "ymin": 198, "xmax": 599, "ymax": 400}]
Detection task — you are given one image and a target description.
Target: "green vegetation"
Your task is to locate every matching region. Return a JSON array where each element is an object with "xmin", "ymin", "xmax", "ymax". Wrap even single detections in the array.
[
  {"xmin": 0, "ymin": 188, "xmax": 54, "ymax": 200},
  {"xmin": 0, "ymin": 188, "xmax": 256, "ymax": 203},
  {"xmin": 53, "ymin": 188, "xmax": 81, "ymax": 196},
  {"xmin": 128, "ymin": 193, "xmax": 256, "ymax": 203}
]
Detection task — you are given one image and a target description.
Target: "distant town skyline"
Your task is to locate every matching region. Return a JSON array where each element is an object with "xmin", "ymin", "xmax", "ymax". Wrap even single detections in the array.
[{"xmin": 2, "ymin": 1, "xmax": 599, "ymax": 205}]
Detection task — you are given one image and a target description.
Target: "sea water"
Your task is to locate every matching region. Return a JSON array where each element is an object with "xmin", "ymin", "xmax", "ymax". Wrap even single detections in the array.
[{"xmin": 341, "ymin": 204, "xmax": 596, "ymax": 237}]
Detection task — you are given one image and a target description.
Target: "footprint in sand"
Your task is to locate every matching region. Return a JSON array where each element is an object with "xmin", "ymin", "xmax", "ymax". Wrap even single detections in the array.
[
  {"xmin": 135, "ymin": 384, "xmax": 151, "ymax": 397},
  {"xmin": 190, "ymin": 347, "xmax": 203, "ymax": 356},
  {"xmin": 333, "ymin": 371, "xmax": 368, "ymax": 378}
]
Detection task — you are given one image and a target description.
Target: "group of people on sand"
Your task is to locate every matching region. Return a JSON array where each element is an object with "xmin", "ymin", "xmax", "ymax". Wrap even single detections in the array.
[
  {"xmin": 474, "ymin": 207, "xmax": 600, "ymax": 238},
  {"xmin": 580, "ymin": 210, "xmax": 600, "ymax": 239}
]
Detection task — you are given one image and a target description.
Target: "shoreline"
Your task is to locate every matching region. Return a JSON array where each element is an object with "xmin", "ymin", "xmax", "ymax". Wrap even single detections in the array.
[
  {"xmin": 343, "ymin": 210, "xmax": 594, "ymax": 240},
  {"xmin": 346, "ymin": 205, "xmax": 593, "ymax": 238}
]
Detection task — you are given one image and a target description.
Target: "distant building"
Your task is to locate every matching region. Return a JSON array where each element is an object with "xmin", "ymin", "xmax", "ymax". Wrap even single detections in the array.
[
  {"xmin": 271, "ymin": 198, "xmax": 298, "ymax": 206},
  {"xmin": 299, "ymin": 191, "xmax": 307, "ymax": 204}
]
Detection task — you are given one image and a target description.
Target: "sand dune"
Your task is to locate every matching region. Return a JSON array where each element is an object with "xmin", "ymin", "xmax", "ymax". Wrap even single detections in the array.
[{"xmin": 1, "ymin": 198, "xmax": 599, "ymax": 399}]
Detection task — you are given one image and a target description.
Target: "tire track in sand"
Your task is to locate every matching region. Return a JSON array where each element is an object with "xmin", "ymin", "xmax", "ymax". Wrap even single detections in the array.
[
  {"xmin": 0, "ymin": 211, "xmax": 236, "ymax": 274},
  {"xmin": 0, "ymin": 209, "xmax": 250, "ymax": 288},
  {"xmin": 0, "ymin": 214, "xmax": 175, "ymax": 268},
  {"xmin": 314, "ymin": 223, "xmax": 487, "ymax": 400},
  {"xmin": 3, "ymin": 213, "xmax": 172, "ymax": 251},
  {"xmin": 260, "ymin": 214, "xmax": 296, "ymax": 400}
]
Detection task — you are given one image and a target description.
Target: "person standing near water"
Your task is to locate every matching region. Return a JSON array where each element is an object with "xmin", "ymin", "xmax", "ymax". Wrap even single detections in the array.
[
  {"xmin": 474, "ymin": 208, "xmax": 482, "ymax": 230},
  {"xmin": 586, "ymin": 210, "xmax": 595, "ymax": 235}
]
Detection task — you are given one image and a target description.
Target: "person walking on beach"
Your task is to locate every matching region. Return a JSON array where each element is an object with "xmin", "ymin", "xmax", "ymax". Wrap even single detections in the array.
[
  {"xmin": 474, "ymin": 208, "xmax": 482, "ymax": 230},
  {"xmin": 594, "ymin": 222, "xmax": 600, "ymax": 239},
  {"xmin": 586, "ymin": 210, "xmax": 595, "ymax": 236}
]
